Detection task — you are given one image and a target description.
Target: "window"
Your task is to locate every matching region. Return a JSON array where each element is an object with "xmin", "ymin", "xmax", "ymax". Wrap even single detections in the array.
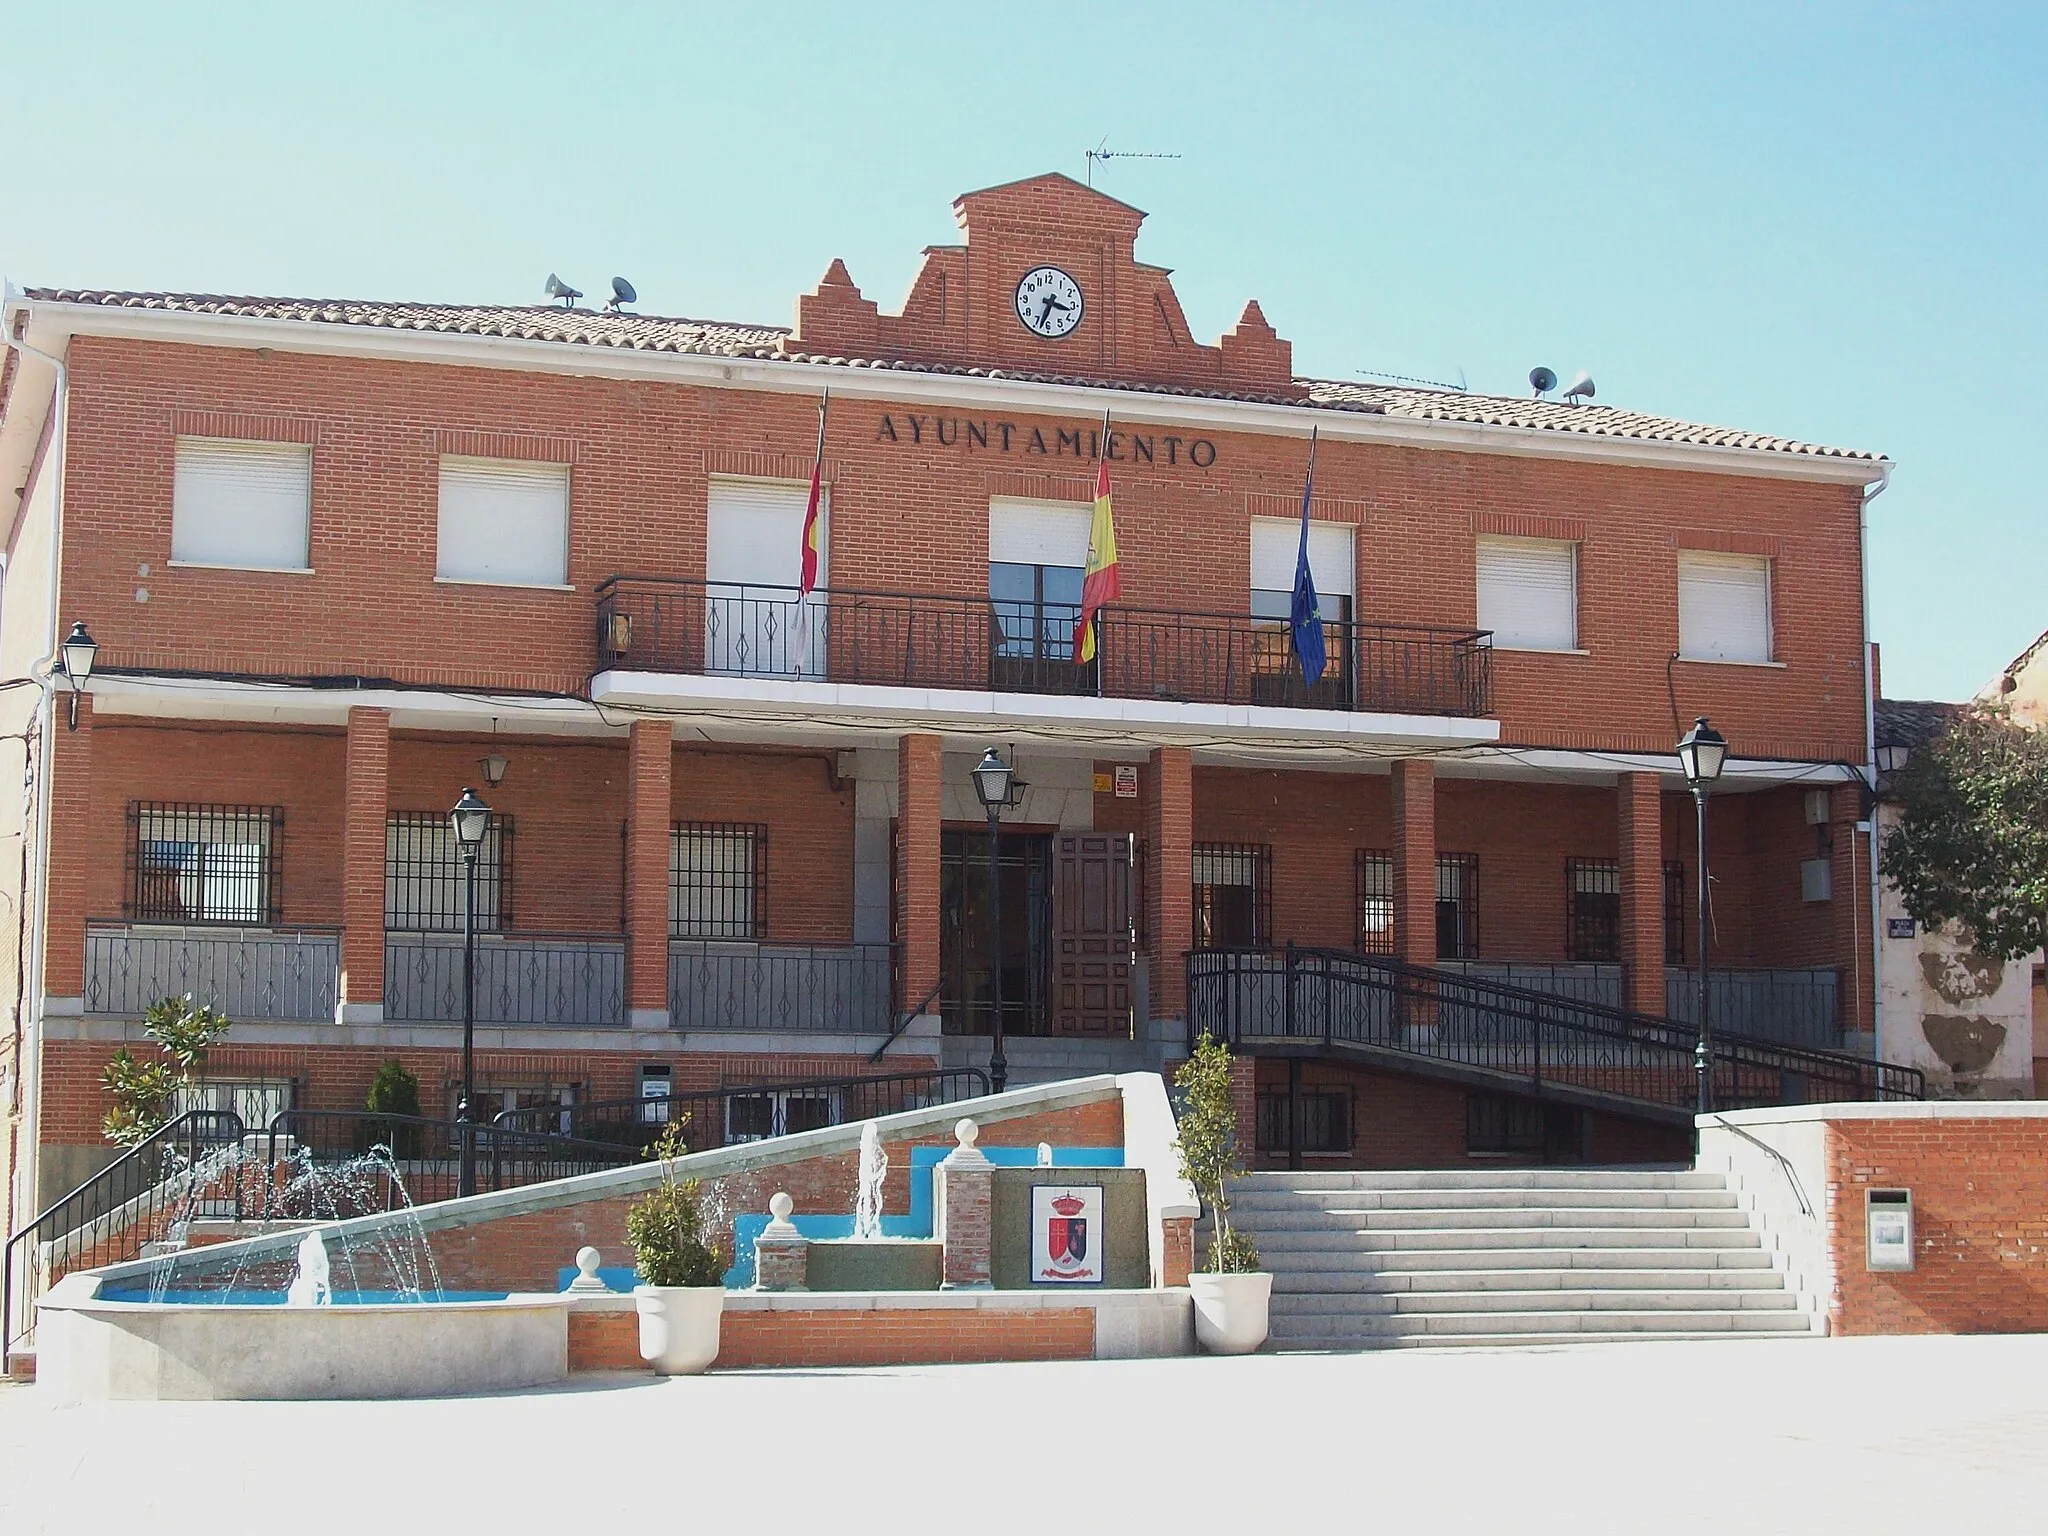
[
  {"xmin": 1665, "ymin": 861, "xmax": 1686, "ymax": 965},
  {"xmin": 1193, "ymin": 843, "xmax": 1271, "ymax": 949},
  {"xmin": 384, "ymin": 812, "xmax": 512, "ymax": 931},
  {"xmin": 705, "ymin": 478, "xmax": 828, "ymax": 676},
  {"xmin": 671, "ymin": 823, "xmax": 764, "ymax": 938},
  {"xmin": 1475, "ymin": 536, "xmax": 1577, "ymax": 650},
  {"xmin": 173, "ymin": 1075, "xmax": 296, "ymax": 1130},
  {"xmin": 1467, "ymin": 1093, "xmax": 1584, "ymax": 1160},
  {"xmin": 725, "ymin": 1089, "xmax": 834, "ymax": 1144},
  {"xmin": 1355, "ymin": 850, "xmax": 1394, "ymax": 954},
  {"xmin": 171, "ymin": 438, "xmax": 312, "ymax": 571},
  {"xmin": 1565, "ymin": 858, "xmax": 1620, "ymax": 962},
  {"xmin": 127, "ymin": 803, "xmax": 282, "ymax": 924},
  {"xmin": 1678, "ymin": 550, "xmax": 1772, "ymax": 663},
  {"xmin": 1437, "ymin": 854, "xmax": 1479, "ymax": 959},
  {"xmin": 1250, "ymin": 519, "xmax": 1354, "ymax": 703},
  {"xmin": 1256, "ymin": 1089, "xmax": 1354, "ymax": 1156},
  {"xmin": 436, "ymin": 457, "xmax": 569, "ymax": 587},
  {"xmin": 989, "ymin": 499, "xmax": 1090, "ymax": 686}
]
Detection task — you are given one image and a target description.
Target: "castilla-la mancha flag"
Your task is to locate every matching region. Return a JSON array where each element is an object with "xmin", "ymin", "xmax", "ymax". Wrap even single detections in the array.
[{"xmin": 1072, "ymin": 449, "xmax": 1121, "ymax": 664}]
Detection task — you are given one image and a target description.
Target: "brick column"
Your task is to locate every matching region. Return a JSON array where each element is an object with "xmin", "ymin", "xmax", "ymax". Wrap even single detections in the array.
[
  {"xmin": 1391, "ymin": 759, "xmax": 1437, "ymax": 967},
  {"xmin": 895, "ymin": 734, "xmax": 942, "ymax": 1017},
  {"xmin": 625, "ymin": 719, "xmax": 672, "ymax": 1029},
  {"xmin": 752, "ymin": 1192, "xmax": 810, "ymax": 1291},
  {"xmin": 934, "ymin": 1118, "xmax": 993, "ymax": 1289},
  {"xmin": 1145, "ymin": 746, "xmax": 1193, "ymax": 1022},
  {"xmin": 1618, "ymin": 771, "xmax": 1666, "ymax": 1016},
  {"xmin": 337, "ymin": 706, "xmax": 389, "ymax": 1024},
  {"xmin": 42, "ymin": 695, "xmax": 93, "ymax": 1003}
]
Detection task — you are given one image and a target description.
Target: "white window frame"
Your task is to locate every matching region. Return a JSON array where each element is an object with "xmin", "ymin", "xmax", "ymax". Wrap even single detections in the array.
[
  {"xmin": 1249, "ymin": 518, "xmax": 1356, "ymax": 602},
  {"xmin": 170, "ymin": 437, "xmax": 314, "ymax": 573},
  {"xmin": 1677, "ymin": 550, "xmax": 1774, "ymax": 665},
  {"xmin": 705, "ymin": 478, "xmax": 829, "ymax": 677},
  {"xmin": 1475, "ymin": 536, "xmax": 1579, "ymax": 652},
  {"xmin": 435, "ymin": 456, "xmax": 571, "ymax": 589}
]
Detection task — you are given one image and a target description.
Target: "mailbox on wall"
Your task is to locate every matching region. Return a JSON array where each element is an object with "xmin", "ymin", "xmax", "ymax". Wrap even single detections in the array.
[{"xmin": 1867, "ymin": 1188, "xmax": 1914, "ymax": 1271}]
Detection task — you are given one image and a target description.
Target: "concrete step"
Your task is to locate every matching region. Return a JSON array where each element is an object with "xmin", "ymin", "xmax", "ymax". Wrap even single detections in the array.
[
  {"xmin": 1271, "ymin": 1286, "xmax": 1800, "ymax": 1317},
  {"xmin": 1238, "ymin": 1205, "xmax": 1754, "ymax": 1235},
  {"xmin": 1266, "ymin": 1308, "xmax": 1816, "ymax": 1340},
  {"xmin": 1271, "ymin": 1330, "xmax": 1820, "ymax": 1352},
  {"xmin": 1231, "ymin": 1186, "xmax": 1741, "ymax": 1213},
  {"xmin": 1270, "ymin": 1266, "xmax": 1788, "ymax": 1295},
  {"xmin": 1232, "ymin": 1169, "xmax": 1714, "ymax": 1192},
  {"xmin": 1350, "ymin": 1245, "xmax": 1777, "ymax": 1273},
  {"xmin": 1243, "ymin": 1225, "xmax": 1763, "ymax": 1254}
]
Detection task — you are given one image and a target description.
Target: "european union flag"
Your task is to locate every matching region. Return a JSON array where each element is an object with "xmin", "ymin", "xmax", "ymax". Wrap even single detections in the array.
[{"xmin": 1290, "ymin": 429, "xmax": 1327, "ymax": 686}]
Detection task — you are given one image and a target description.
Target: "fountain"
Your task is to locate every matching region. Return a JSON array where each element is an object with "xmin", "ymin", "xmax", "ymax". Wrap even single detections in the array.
[
  {"xmin": 284, "ymin": 1230, "xmax": 331, "ymax": 1308},
  {"xmin": 853, "ymin": 1121, "xmax": 887, "ymax": 1241}
]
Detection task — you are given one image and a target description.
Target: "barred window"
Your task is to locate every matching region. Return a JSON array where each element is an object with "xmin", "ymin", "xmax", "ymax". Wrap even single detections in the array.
[
  {"xmin": 127, "ymin": 803, "xmax": 282, "ymax": 924},
  {"xmin": 1436, "ymin": 854, "xmax": 1479, "ymax": 960},
  {"xmin": 1193, "ymin": 843, "xmax": 1270, "ymax": 949},
  {"xmin": 1665, "ymin": 861, "xmax": 1685, "ymax": 965},
  {"xmin": 671, "ymin": 823, "xmax": 765, "ymax": 938},
  {"xmin": 1565, "ymin": 858, "xmax": 1621, "ymax": 962},
  {"xmin": 385, "ymin": 812, "xmax": 512, "ymax": 932},
  {"xmin": 173, "ymin": 1075, "xmax": 297, "ymax": 1130},
  {"xmin": 1467, "ymin": 1093, "xmax": 1583, "ymax": 1159},
  {"xmin": 1355, "ymin": 850, "xmax": 1394, "ymax": 954},
  {"xmin": 1256, "ymin": 1089, "xmax": 1354, "ymax": 1155}
]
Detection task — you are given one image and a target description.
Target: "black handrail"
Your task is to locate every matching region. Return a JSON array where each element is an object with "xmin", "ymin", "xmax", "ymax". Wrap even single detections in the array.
[
  {"xmin": 4, "ymin": 1109, "xmax": 246, "ymax": 1356},
  {"xmin": 494, "ymin": 1067, "xmax": 993, "ymax": 1153},
  {"xmin": 1186, "ymin": 946, "xmax": 1925, "ymax": 1117},
  {"xmin": 871, "ymin": 978, "xmax": 946, "ymax": 1062}
]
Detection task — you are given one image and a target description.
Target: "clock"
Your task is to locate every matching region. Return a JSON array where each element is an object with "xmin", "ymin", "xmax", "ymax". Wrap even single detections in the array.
[{"xmin": 1014, "ymin": 266, "xmax": 1084, "ymax": 340}]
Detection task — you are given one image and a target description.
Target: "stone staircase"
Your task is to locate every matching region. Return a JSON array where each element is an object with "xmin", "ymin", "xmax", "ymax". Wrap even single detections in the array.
[{"xmin": 1227, "ymin": 1168, "xmax": 1820, "ymax": 1349}]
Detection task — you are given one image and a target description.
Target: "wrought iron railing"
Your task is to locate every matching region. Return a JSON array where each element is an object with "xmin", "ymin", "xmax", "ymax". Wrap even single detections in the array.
[
  {"xmin": 1186, "ymin": 947, "xmax": 1922, "ymax": 1118},
  {"xmin": 495, "ymin": 1067, "xmax": 992, "ymax": 1153},
  {"xmin": 84, "ymin": 922, "xmax": 339, "ymax": 1021},
  {"xmin": 595, "ymin": 576, "xmax": 1494, "ymax": 718},
  {"xmin": 668, "ymin": 940, "xmax": 895, "ymax": 1033},
  {"xmin": 1666, "ymin": 968, "xmax": 1842, "ymax": 1051},
  {"xmin": 4, "ymin": 1110, "xmax": 247, "ymax": 1356},
  {"xmin": 384, "ymin": 931, "xmax": 625, "ymax": 1027}
]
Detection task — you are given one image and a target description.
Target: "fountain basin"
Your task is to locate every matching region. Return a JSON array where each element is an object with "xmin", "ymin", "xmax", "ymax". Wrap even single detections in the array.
[
  {"xmin": 35, "ymin": 1273, "xmax": 569, "ymax": 1402},
  {"xmin": 806, "ymin": 1237, "xmax": 943, "ymax": 1292}
]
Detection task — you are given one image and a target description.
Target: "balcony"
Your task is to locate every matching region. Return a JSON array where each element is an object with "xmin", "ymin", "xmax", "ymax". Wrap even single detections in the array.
[
  {"xmin": 84, "ymin": 923, "xmax": 341, "ymax": 1022},
  {"xmin": 668, "ymin": 940, "xmax": 896, "ymax": 1034},
  {"xmin": 383, "ymin": 932, "xmax": 625, "ymax": 1028},
  {"xmin": 595, "ymin": 577, "xmax": 1494, "ymax": 719}
]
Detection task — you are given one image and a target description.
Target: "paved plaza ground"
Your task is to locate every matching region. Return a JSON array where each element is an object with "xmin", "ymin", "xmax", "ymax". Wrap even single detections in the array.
[{"xmin": 2, "ymin": 1335, "xmax": 2045, "ymax": 1533}]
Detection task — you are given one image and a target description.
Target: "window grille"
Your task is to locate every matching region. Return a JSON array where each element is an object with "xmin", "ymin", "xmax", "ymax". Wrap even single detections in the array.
[
  {"xmin": 725, "ymin": 1089, "xmax": 833, "ymax": 1143},
  {"xmin": 1565, "ymin": 858, "xmax": 1621, "ymax": 962},
  {"xmin": 1665, "ymin": 861, "xmax": 1685, "ymax": 965},
  {"xmin": 1436, "ymin": 854, "xmax": 1479, "ymax": 960},
  {"xmin": 1354, "ymin": 850, "xmax": 1395, "ymax": 954},
  {"xmin": 384, "ymin": 812, "xmax": 512, "ymax": 932},
  {"xmin": 126, "ymin": 803, "xmax": 283, "ymax": 924},
  {"xmin": 173, "ymin": 1075, "xmax": 297, "ymax": 1129},
  {"xmin": 1193, "ymin": 843, "xmax": 1271, "ymax": 949},
  {"xmin": 1467, "ymin": 1093, "xmax": 1583, "ymax": 1159},
  {"xmin": 670, "ymin": 823, "xmax": 765, "ymax": 938},
  {"xmin": 1256, "ymin": 1089, "xmax": 1354, "ymax": 1155}
]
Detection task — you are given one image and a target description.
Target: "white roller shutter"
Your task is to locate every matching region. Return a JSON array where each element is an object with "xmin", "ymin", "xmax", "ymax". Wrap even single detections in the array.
[
  {"xmin": 989, "ymin": 498, "xmax": 1090, "ymax": 568},
  {"xmin": 705, "ymin": 478, "xmax": 827, "ymax": 677},
  {"xmin": 171, "ymin": 438, "xmax": 312, "ymax": 570},
  {"xmin": 1250, "ymin": 518, "xmax": 1355, "ymax": 598},
  {"xmin": 1678, "ymin": 551, "xmax": 1772, "ymax": 663},
  {"xmin": 1475, "ymin": 536, "xmax": 1578, "ymax": 650},
  {"xmin": 436, "ymin": 457, "xmax": 569, "ymax": 586}
]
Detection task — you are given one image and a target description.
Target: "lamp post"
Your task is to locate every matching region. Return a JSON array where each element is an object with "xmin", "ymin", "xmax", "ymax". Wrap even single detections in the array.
[
  {"xmin": 970, "ymin": 748, "xmax": 1014, "ymax": 1094},
  {"xmin": 450, "ymin": 786, "xmax": 492, "ymax": 1197},
  {"xmin": 59, "ymin": 621, "xmax": 97, "ymax": 731},
  {"xmin": 1676, "ymin": 716, "xmax": 1728, "ymax": 1117}
]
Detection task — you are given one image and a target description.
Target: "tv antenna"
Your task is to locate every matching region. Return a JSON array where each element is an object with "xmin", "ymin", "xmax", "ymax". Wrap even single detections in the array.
[{"xmin": 1085, "ymin": 137, "xmax": 1182, "ymax": 187}]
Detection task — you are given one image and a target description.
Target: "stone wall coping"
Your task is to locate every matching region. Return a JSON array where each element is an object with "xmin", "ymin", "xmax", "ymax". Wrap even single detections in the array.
[
  {"xmin": 564, "ymin": 1287, "xmax": 1187, "ymax": 1315},
  {"xmin": 86, "ymin": 1075, "xmax": 1127, "ymax": 1289},
  {"xmin": 1699, "ymin": 1100, "xmax": 2048, "ymax": 1130}
]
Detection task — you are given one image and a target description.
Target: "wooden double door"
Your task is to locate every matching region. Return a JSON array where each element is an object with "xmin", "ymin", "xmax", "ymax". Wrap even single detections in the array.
[{"xmin": 939, "ymin": 830, "xmax": 1134, "ymax": 1038}]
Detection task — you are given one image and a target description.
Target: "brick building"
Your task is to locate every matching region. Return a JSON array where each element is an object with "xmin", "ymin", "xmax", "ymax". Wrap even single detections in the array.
[{"xmin": 0, "ymin": 172, "xmax": 1900, "ymax": 1222}]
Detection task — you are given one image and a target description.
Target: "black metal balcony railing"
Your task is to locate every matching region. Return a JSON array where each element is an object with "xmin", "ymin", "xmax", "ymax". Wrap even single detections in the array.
[
  {"xmin": 84, "ymin": 923, "xmax": 340, "ymax": 1021},
  {"xmin": 668, "ymin": 940, "xmax": 896, "ymax": 1034},
  {"xmin": 383, "ymin": 932, "xmax": 626, "ymax": 1028},
  {"xmin": 594, "ymin": 577, "xmax": 1494, "ymax": 718}
]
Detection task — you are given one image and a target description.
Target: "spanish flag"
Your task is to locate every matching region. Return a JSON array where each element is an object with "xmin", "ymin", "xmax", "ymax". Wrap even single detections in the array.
[{"xmin": 1072, "ymin": 424, "xmax": 1122, "ymax": 664}]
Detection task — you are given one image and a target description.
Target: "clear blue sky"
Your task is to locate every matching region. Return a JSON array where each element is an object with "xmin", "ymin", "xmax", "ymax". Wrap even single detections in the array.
[{"xmin": 3, "ymin": 2, "xmax": 2040, "ymax": 702}]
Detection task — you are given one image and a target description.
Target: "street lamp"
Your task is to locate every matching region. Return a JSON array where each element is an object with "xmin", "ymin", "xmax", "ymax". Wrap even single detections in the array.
[
  {"xmin": 970, "ymin": 748, "xmax": 1014, "ymax": 1094},
  {"xmin": 1676, "ymin": 716, "xmax": 1728, "ymax": 1117},
  {"xmin": 450, "ymin": 785, "xmax": 492, "ymax": 1196},
  {"xmin": 58, "ymin": 621, "xmax": 97, "ymax": 731}
]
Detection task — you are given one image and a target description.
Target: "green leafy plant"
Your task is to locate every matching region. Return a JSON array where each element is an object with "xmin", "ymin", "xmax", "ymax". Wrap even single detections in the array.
[
  {"xmin": 361, "ymin": 1058, "xmax": 425, "ymax": 1158},
  {"xmin": 1884, "ymin": 706, "xmax": 2048, "ymax": 961},
  {"xmin": 100, "ymin": 994, "xmax": 232, "ymax": 1146},
  {"xmin": 1172, "ymin": 1034, "xmax": 1261, "ymax": 1274},
  {"xmin": 625, "ymin": 1118, "xmax": 726, "ymax": 1288}
]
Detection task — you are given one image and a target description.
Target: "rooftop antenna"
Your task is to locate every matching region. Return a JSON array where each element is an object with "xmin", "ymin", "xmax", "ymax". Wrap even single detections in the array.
[
  {"xmin": 604, "ymin": 276, "xmax": 637, "ymax": 313},
  {"xmin": 1085, "ymin": 137, "xmax": 1182, "ymax": 187},
  {"xmin": 544, "ymin": 273, "xmax": 583, "ymax": 308}
]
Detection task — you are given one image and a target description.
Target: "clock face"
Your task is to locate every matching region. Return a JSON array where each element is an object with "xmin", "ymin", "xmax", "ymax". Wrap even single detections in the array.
[{"xmin": 1014, "ymin": 266, "xmax": 1084, "ymax": 339}]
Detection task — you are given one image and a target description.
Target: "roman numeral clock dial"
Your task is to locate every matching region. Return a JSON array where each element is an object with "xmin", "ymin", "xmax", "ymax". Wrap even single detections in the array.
[{"xmin": 1014, "ymin": 265, "xmax": 1084, "ymax": 339}]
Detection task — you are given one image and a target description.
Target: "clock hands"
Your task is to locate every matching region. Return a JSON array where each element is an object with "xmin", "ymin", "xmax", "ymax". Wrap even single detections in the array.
[{"xmin": 1037, "ymin": 292, "xmax": 1074, "ymax": 330}]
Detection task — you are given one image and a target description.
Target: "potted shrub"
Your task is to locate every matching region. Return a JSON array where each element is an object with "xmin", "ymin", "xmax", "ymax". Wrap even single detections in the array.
[
  {"xmin": 1173, "ymin": 1034, "xmax": 1271, "ymax": 1354},
  {"xmin": 359, "ymin": 1059, "xmax": 425, "ymax": 1159},
  {"xmin": 626, "ymin": 1119, "xmax": 728, "ymax": 1375}
]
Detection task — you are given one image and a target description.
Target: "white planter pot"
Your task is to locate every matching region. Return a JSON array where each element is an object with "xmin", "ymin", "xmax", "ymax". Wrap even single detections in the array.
[
  {"xmin": 1189, "ymin": 1271, "xmax": 1273, "ymax": 1355},
  {"xmin": 634, "ymin": 1285, "xmax": 725, "ymax": 1375}
]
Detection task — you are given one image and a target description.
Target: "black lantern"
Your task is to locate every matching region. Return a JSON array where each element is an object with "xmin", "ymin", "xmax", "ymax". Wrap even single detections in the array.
[
  {"xmin": 1676, "ymin": 716, "xmax": 1728, "ymax": 790},
  {"xmin": 450, "ymin": 787, "xmax": 492, "ymax": 849},
  {"xmin": 59, "ymin": 620, "xmax": 97, "ymax": 731},
  {"xmin": 478, "ymin": 749, "xmax": 510, "ymax": 789},
  {"xmin": 971, "ymin": 748, "xmax": 1015, "ymax": 811}
]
